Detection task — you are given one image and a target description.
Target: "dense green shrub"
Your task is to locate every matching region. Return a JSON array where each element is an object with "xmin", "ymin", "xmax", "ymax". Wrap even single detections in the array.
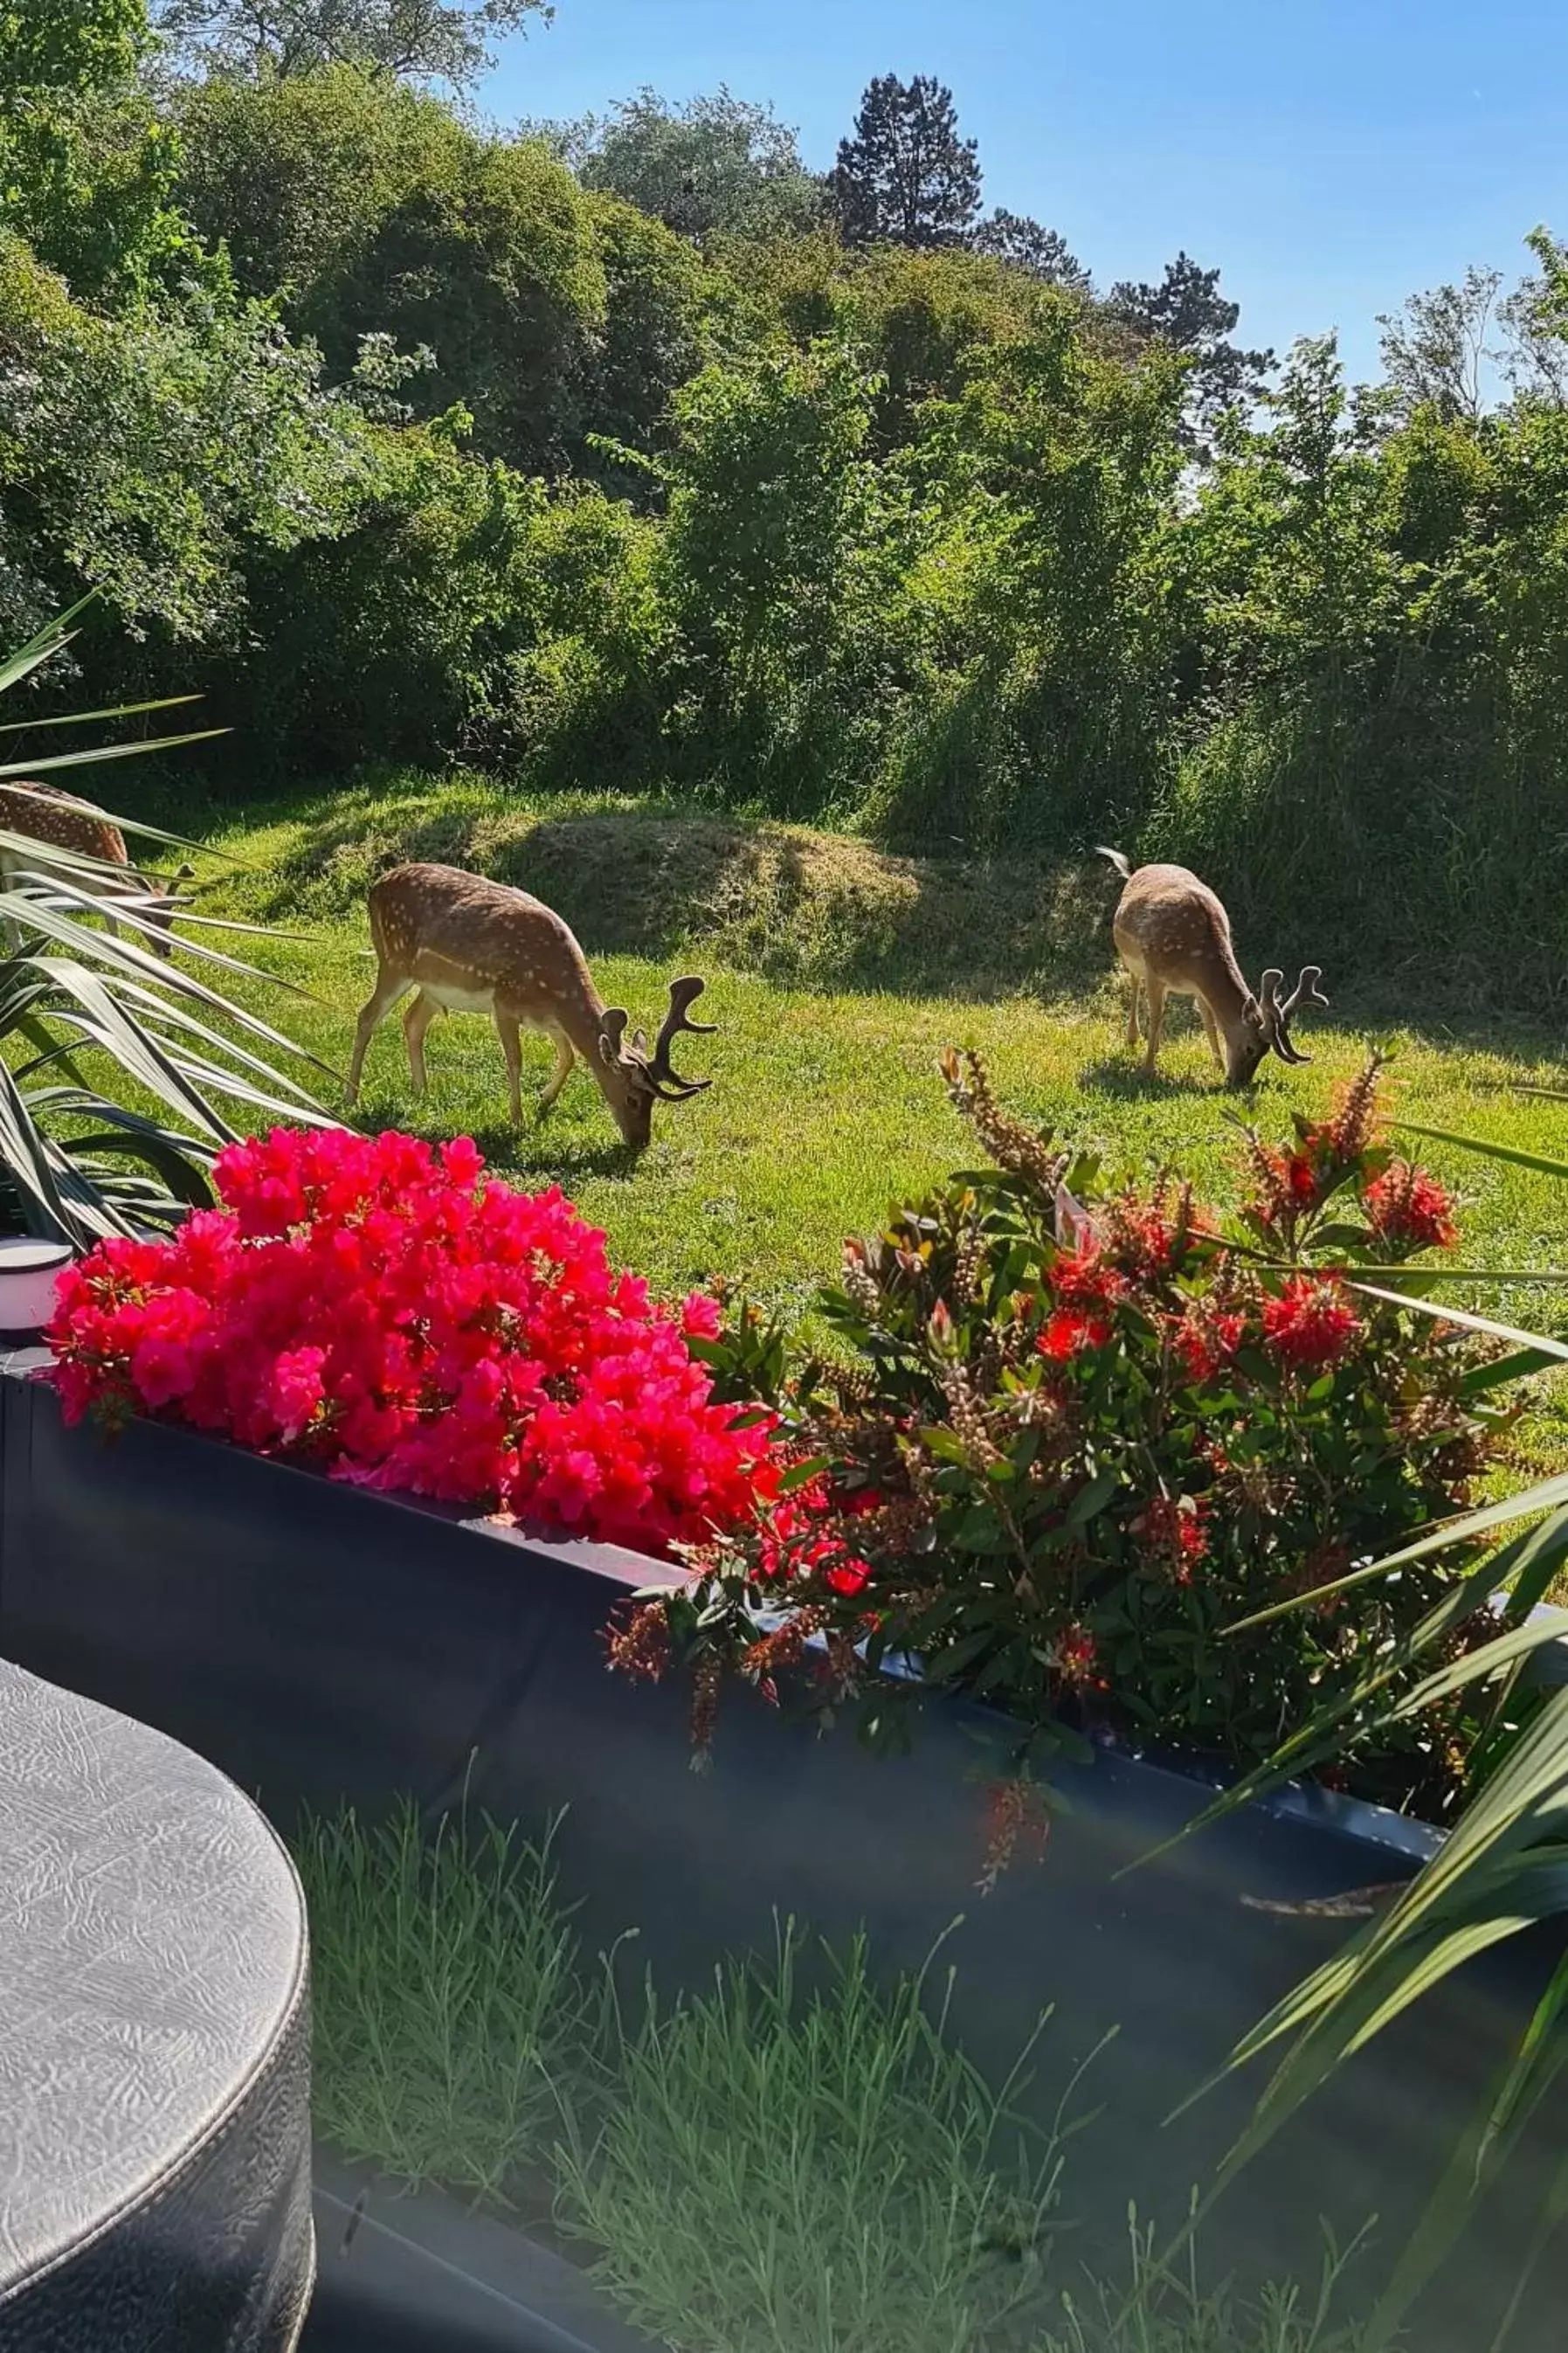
[
  {"xmin": 615, "ymin": 1056, "xmax": 1523, "ymax": 1824},
  {"xmin": 177, "ymin": 69, "xmax": 618, "ymax": 476},
  {"xmin": 234, "ymin": 428, "xmax": 665, "ymax": 777},
  {"xmin": 0, "ymin": 229, "xmax": 370, "ymax": 645}
]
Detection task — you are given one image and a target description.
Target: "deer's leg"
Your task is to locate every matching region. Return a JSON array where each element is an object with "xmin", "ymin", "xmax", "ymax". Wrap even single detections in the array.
[
  {"xmin": 536, "ymin": 1029, "xmax": 575, "ymax": 1118},
  {"xmin": 1124, "ymin": 972, "xmax": 1141, "ymax": 1049},
  {"xmin": 494, "ymin": 1012, "xmax": 525, "ymax": 1126},
  {"xmin": 1198, "ymin": 996, "xmax": 1225, "ymax": 1073},
  {"xmin": 347, "ymin": 969, "xmax": 411, "ymax": 1105},
  {"xmin": 403, "ymin": 991, "xmax": 438, "ymax": 1097},
  {"xmin": 1141, "ymin": 977, "xmax": 1167, "ymax": 1076}
]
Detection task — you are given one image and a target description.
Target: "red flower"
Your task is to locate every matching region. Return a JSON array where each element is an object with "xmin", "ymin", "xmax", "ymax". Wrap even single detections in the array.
[
  {"xmin": 1261, "ymin": 1276, "xmax": 1362, "ymax": 1369},
  {"xmin": 1286, "ymin": 1153, "xmax": 1320, "ymax": 1207},
  {"xmin": 1107, "ymin": 1199, "xmax": 1177, "ymax": 1277},
  {"xmin": 1038, "ymin": 1307, "xmax": 1113, "ymax": 1360},
  {"xmin": 1172, "ymin": 1306, "xmax": 1246, "ymax": 1384},
  {"xmin": 680, "ymin": 1291, "xmax": 723, "ymax": 1339},
  {"xmin": 1050, "ymin": 1242, "xmax": 1123, "ymax": 1311},
  {"xmin": 1364, "ymin": 1161, "xmax": 1457, "ymax": 1253},
  {"xmin": 47, "ymin": 1126, "xmax": 775, "ymax": 1558},
  {"xmin": 1131, "ymin": 1492, "xmax": 1209, "ymax": 1581},
  {"xmin": 1054, "ymin": 1622, "xmax": 1105, "ymax": 1691}
]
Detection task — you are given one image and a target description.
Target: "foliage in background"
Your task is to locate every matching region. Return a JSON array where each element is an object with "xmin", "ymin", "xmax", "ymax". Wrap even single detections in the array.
[
  {"xmin": 153, "ymin": 0, "xmax": 551, "ymax": 91},
  {"xmin": 0, "ymin": 228, "xmax": 371, "ymax": 645},
  {"xmin": 611, "ymin": 1056, "xmax": 1529, "ymax": 1824},
  {"xmin": 558, "ymin": 86, "xmax": 824, "ymax": 243},
  {"xmin": 9, "ymin": 7, "xmax": 1568, "ymax": 1000},
  {"xmin": 830, "ymin": 72, "xmax": 983, "ymax": 252}
]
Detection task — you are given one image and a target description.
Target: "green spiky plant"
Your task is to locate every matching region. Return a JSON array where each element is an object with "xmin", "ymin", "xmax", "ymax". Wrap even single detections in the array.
[
  {"xmin": 1156, "ymin": 1107, "xmax": 1568, "ymax": 2350},
  {"xmin": 0, "ymin": 598, "xmax": 330, "ymax": 1243}
]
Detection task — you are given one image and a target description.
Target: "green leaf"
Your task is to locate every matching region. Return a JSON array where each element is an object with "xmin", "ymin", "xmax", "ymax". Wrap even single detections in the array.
[
  {"xmin": 0, "ymin": 728, "xmax": 229, "ymax": 781},
  {"xmin": 1394, "ymin": 1119, "xmax": 1568, "ymax": 1183},
  {"xmin": 1346, "ymin": 1279, "xmax": 1568, "ymax": 1363}
]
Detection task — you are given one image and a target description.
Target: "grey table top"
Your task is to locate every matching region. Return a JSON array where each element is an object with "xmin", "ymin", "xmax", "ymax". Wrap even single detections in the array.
[{"xmin": 0, "ymin": 1661, "xmax": 308, "ymax": 2301}]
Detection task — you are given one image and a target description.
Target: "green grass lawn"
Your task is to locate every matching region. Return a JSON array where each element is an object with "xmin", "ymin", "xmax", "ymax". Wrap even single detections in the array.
[{"xmin": 177, "ymin": 774, "xmax": 1568, "ymax": 1344}]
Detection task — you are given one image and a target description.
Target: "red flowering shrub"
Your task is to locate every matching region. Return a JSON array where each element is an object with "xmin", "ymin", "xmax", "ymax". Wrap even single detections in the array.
[
  {"xmin": 48, "ymin": 1127, "xmax": 776, "ymax": 1554},
  {"xmin": 1260, "ymin": 1275, "xmax": 1363, "ymax": 1368},
  {"xmin": 619, "ymin": 1055, "xmax": 1516, "ymax": 1820}
]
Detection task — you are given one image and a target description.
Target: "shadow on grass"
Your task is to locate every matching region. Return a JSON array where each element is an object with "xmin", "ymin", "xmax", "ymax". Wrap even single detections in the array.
[
  {"xmin": 1074, "ymin": 1055, "xmax": 1224, "ymax": 1101},
  {"xmin": 466, "ymin": 1127, "xmax": 641, "ymax": 1186},
  {"xmin": 345, "ymin": 1090, "xmax": 640, "ymax": 1184}
]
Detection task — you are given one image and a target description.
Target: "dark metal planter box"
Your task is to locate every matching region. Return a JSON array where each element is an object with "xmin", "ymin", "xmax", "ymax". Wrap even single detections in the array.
[
  {"xmin": 304, "ymin": 2152, "xmax": 660, "ymax": 2353},
  {"xmin": 0, "ymin": 1353, "xmax": 1562, "ymax": 2353}
]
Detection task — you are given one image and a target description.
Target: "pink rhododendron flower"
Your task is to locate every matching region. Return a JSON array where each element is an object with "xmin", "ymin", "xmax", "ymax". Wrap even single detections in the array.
[{"xmin": 48, "ymin": 1127, "xmax": 776, "ymax": 1557}]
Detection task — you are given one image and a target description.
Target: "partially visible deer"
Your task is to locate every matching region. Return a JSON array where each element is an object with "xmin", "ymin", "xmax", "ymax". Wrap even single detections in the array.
[
  {"xmin": 347, "ymin": 862, "xmax": 716, "ymax": 1149},
  {"xmin": 0, "ymin": 782, "xmax": 193, "ymax": 960},
  {"xmin": 1096, "ymin": 848, "xmax": 1329, "ymax": 1086}
]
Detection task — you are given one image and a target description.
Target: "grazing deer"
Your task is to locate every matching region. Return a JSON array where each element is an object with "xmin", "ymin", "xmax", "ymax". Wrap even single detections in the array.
[
  {"xmin": 347, "ymin": 862, "xmax": 716, "ymax": 1149},
  {"xmin": 1096, "ymin": 848, "xmax": 1329, "ymax": 1085},
  {"xmin": 0, "ymin": 782, "xmax": 192, "ymax": 960}
]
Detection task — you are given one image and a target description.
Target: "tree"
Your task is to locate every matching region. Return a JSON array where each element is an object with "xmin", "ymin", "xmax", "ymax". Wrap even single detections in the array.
[
  {"xmin": 562, "ymin": 87, "xmax": 822, "ymax": 243},
  {"xmin": 969, "ymin": 208, "xmax": 1089, "ymax": 292},
  {"xmin": 153, "ymin": 0, "xmax": 551, "ymax": 91},
  {"xmin": 1, "ymin": 0, "xmax": 204, "ymax": 298},
  {"xmin": 1109, "ymin": 251, "xmax": 1272, "ymax": 452},
  {"xmin": 175, "ymin": 71, "xmax": 609, "ymax": 474},
  {"xmin": 830, "ymin": 73, "xmax": 981, "ymax": 251},
  {"xmin": 1377, "ymin": 263, "xmax": 1502, "ymax": 422},
  {"xmin": 1497, "ymin": 228, "xmax": 1568, "ymax": 405}
]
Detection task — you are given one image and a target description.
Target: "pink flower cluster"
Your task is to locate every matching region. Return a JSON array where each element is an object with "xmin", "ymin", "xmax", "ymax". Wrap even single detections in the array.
[{"xmin": 47, "ymin": 1127, "xmax": 777, "ymax": 1554}]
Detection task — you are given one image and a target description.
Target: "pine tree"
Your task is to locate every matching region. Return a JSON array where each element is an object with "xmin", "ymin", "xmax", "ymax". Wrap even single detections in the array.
[
  {"xmin": 970, "ymin": 209, "xmax": 1089, "ymax": 292},
  {"xmin": 830, "ymin": 73, "xmax": 981, "ymax": 251},
  {"xmin": 1108, "ymin": 253, "xmax": 1273, "ymax": 452}
]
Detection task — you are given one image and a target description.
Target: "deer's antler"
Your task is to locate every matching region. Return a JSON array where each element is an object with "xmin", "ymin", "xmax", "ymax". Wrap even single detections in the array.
[
  {"xmin": 1259, "ymin": 966, "xmax": 1329, "ymax": 1065},
  {"xmin": 646, "ymin": 976, "xmax": 715, "ymax": 1098},
  {"xmin": 1281, "ymin": 965, "xmax": 1330, "ymax": 1022}
]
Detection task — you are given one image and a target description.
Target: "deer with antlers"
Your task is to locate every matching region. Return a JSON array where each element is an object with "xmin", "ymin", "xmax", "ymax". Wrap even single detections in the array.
[
  {"xmin": 1097, "ymin": 849, "xmax": 1329, "ymax": 1086},
  {"xmin": 347, "ymin": 863, "xmax": 716, "ymax": 1149},
  {"xmin": 0, "ymin": 781, "xmax": 193, "ymax": 959}
]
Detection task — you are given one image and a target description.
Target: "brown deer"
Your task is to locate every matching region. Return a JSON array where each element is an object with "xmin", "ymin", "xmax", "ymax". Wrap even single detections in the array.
[
  {"xmin": 1097, "ymin": 848, "xmax": 1329, "ymax": 1085},
  {"xmin": 0, "ymin": 782, "xmax": 192, "ymax": 960},
  {"xmin": 347, "ymin": 863, "xmax": 716, "ymax": 1149}
]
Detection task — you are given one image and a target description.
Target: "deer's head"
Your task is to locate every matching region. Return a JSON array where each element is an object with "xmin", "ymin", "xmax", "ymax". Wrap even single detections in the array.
[
  {"xmin": 1227, "ymin": 966, "xmax": 1330, "ymax": 1087},
  {"xmin": 597, "ymin": 976, "xmax": 715, "ymax": 1150},
  {"xmin": 142, "ymin": 863, "xmax": 197, "ymax": 962}
]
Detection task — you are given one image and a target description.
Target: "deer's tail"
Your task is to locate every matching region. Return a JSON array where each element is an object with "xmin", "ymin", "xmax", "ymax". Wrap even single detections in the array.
[{"xmin": 1095, "ymin": 847, "xmax": 1133, "ymax": 881}]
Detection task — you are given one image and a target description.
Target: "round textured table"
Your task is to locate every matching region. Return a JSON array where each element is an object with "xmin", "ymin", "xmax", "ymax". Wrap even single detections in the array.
[{"xmin": 0, "ymin": 1662, "xmax": 314, "ymax": 2350}]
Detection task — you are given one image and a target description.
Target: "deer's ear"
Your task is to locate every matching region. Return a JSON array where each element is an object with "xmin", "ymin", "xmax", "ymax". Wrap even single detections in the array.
[{"xmin": 1243, "ymin": 996, "xmax": 1266, "ymax": 1031}]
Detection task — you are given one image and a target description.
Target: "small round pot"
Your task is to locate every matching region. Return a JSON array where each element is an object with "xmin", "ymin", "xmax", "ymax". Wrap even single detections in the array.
[{"xmin": 0, "ymin": 1237, "xmax": 73, "ymax": 1341}]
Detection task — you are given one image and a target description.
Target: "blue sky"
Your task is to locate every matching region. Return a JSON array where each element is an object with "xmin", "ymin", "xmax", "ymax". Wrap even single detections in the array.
[{"xmin": 480, "ymin": 0, "xmax": 1568, "ymax": 385}]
